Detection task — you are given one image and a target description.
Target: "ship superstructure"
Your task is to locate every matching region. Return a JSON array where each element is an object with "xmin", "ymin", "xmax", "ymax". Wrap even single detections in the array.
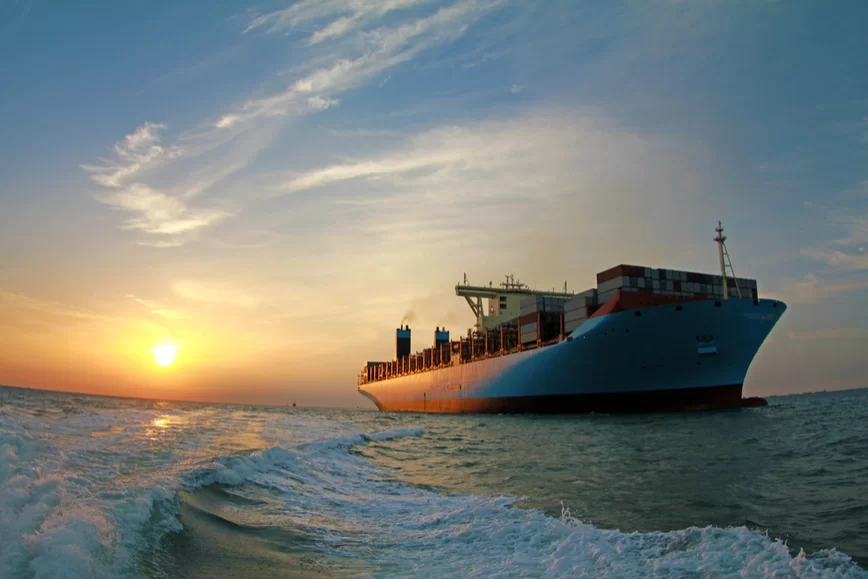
[{"xmin": 357, "ymin": 224, "xmax": 785, "ymax": 414}]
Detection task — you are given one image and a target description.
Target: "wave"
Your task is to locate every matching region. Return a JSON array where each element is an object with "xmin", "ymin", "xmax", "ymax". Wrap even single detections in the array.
[
  {"xmin": 2, "ymin": 397, "xmax": 866, "ymax": 579},
  {"xmin": 175, "ymin": 428, "xmax": 866, "ymax": 578}
]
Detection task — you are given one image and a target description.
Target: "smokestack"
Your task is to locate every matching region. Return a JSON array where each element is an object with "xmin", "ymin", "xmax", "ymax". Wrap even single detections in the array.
[
  {"xmin": 396, "ymin": 325, "xmax": 411, "ymax": 360},
  {"xmin": 434, "ymin": 326, "xmax": 450, "ymax": 347}
]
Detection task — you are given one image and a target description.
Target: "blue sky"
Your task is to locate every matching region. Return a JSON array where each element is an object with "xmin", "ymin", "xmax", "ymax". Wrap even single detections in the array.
[{"xmin": 1, "ymin": 0, "xmax": 867, "ymax": 404}]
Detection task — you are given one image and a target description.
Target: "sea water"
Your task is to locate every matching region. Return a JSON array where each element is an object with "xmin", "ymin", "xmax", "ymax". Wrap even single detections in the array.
[{"xmin": 1, "ymin": 385, "xmax": 866, "ymax": 578}]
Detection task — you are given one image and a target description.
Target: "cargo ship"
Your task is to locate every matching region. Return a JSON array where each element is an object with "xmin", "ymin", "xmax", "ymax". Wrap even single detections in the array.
[{"xmin": 357, "ymin": 223, "xmax": 786, "ymax": 414}]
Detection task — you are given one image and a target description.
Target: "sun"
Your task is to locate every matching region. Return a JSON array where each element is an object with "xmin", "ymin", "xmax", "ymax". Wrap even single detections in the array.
[{"xmin": 151, "ymin": 344, "xmax": 178, "ymax": 367}]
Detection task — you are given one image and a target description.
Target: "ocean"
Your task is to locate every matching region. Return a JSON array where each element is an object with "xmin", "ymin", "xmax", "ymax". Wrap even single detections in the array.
[{"xmin": 1, "ymin": 385, "xmax": 866, "ymax": 578}]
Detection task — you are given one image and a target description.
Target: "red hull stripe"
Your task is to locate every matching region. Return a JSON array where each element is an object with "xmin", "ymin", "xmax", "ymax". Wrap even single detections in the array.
[
  {"xmin": 591, "ymin": 291, "xmax": 713, "ymax": 319},
  {"xmin": 374, "ymin": 384, "xmax": 754, "ymax": 414}
]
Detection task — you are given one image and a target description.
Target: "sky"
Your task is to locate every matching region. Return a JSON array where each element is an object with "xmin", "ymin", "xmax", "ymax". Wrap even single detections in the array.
[{"xmin": 1, "ymin": 0, "xmax": 867, "ymax": 406}]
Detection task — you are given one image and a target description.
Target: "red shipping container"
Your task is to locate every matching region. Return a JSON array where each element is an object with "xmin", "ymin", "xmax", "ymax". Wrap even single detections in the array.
[{"xmin": 596, "ymin": 265, "xmax": 625, "ymax": 284}]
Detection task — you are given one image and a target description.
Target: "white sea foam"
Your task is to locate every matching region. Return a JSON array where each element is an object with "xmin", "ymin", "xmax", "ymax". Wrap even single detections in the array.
[
  {"xmin": 0, "ymin": 404, "xmax": 187, "ymax": 578},
  {"xmin": 1, "ymin": 392, "xmax": 866, "ymax": 579},
  {"xmin": 176, "ymin": 425, "xmax": 867, "ymax": 578}
]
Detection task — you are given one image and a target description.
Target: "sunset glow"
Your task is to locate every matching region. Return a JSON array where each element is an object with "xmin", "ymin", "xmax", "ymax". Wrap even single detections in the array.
[
  {"xmin": 151, "ymin": 344, "xmax": 177, "ymax": 368},
  {"xmin": 0, "ymin": 2, "xmax": 866, "ymax": 406}
]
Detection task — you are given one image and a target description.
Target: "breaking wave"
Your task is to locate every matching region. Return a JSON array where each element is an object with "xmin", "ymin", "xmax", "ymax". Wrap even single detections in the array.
[{"xmin": 2, "ymin": 389, "xmax": 866, "ymax": 578}]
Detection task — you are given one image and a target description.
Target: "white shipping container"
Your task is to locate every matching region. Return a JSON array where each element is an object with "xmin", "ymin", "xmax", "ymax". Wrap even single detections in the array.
[
  {"xmin": 576, "ymin": 288, "xmax": 598, "ymax": 300},
  {"xmin": 565, "ymin": 319, "xmax": 584, "ymax": 333},
  {"xmin": 565, "ymin": 303, "xmax": 587, "ymax": 314},
  {"xmin": 652, "ymin": 280, "xmax": 660, "ymax": 290},
  {"xmin": 598, "ymin": 290, "xmax": 616, "ymax": 304},
  {"xmin": 597, "ymin": 277, "xmax": 623, "ymax": 294}
]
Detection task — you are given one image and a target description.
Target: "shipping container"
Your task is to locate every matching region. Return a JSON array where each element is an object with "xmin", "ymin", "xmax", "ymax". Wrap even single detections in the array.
[
  {"xmin": 564, "ymin": 312, "xmax": 586, "ymax": 325},
  {"xmin": 520, "ymin": 330, "xmax": 538, "ymax": 344},
  {"xmin": 598, "ymin": 289, "xmax": 617, "ymax": 304},
  {"xmin": 564, "ymin": 319, "xmax": 584, "ymax": 333}
]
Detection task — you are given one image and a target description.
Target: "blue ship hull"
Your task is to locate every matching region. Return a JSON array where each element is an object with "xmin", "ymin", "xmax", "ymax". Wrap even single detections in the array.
[{"xmin": 358, "ymin": 298, "xmax": 786, "ymax": 413}]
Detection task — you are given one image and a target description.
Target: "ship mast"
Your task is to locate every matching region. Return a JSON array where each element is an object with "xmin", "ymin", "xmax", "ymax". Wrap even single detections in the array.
[
  {"xmin": 714, "ymin": 222, "xmax": 728, "ymax": 299},
  {"xmin": 714, "ymin": 221, "xmax": 742, "ymax": 299}
]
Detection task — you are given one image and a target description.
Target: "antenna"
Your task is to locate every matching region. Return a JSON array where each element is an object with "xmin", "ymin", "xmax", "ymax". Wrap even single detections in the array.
[{"xmin": 713, "ymin": 221, "xmax": 742, "ymax": 299}]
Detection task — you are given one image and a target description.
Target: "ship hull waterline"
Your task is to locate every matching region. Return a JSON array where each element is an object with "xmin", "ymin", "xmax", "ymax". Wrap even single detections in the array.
[{"xmin": 358, "ymin": 298, "xmax": 786, "ymax": 414}]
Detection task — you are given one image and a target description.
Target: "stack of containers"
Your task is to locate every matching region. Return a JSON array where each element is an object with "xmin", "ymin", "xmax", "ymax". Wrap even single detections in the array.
[
  {"xmin": 564, "ymin": 288, "xmax": 597, "ymax": 333},
  {"xmin": 596, "ymin": 264, "xmax": 759, "ymax": 302},
  {"xmin": 519, "ymin": 295, "xmax": 569, "ymax": 316},
  {"xmin": 519, "ymin": 296, "xmax": 540, "ymax": 345},
  {"xmin": 518, "ymin": 295, "xmax": 568, "ymax": 344}
]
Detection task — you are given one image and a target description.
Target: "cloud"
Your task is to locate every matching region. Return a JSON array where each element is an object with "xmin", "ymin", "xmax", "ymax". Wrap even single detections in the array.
[
  {"xmin": 788, "ymin": 328, "xmax": 868, "ymax": 341},
  {"xmin": 800, "ymin": 192, "xmax": 868, "ymax": 271},
  {"xmin": 174, "ymin": 280, "xmax": 259, "ymax": 309},
  {"xmin": 280, "ymin": 111, "xmax": 659, "ymax": 195},
  {"xmin": 310, "ymin": 15, "xmax": 361, "ymax": 45},
  {"xmin": 126, "ymin": 294, "xmax": 184, "ymax": 319},
  {"xmin": 308, "ymin": 96, "xmax": 340, "ymax": 111},
  {"xmin": 81, "ymin": 122, "xmax": 181, "ymax": 188},
  {"xmin": 137, "ymin": 239, "xmax": 186, "ymax": 248},
  {"xmin": 246, "ymin": 0, "xmax": 433, "ymax": 42},
  {"xmin": 84, "ymin": 124, "xmax": 235, "ymax": 246},
  {"xmin": 221, "ymin": 1, "xmax": 502, "ymax": 128},
  {"xmin": 462, "ymin": 50, "xmax": 504, "ymax": 69},
  {"xmin": 769, "ymin": 273, "xmax": 868, "ymax": 304},
  {"xmin": 327, "ymin": 128, "xmax": 402, "ymax": 137},
  {"xmin": 0, "ymin": 289, "xmax": 112, "ymax": 324},
  {"xmin": 801, "ymin": 248, "xmax": 868, "ymax": 272},
  {"xmin": 260, "ymin": 108, "xmax": 707, "ymax": 304},
  {"xmin": 96, "ymin": 183, "xmax": 230, "ymax": 236},
  {"xmin": 86, "ymin": 1, "xmax": 503, "ymax": 249}
]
